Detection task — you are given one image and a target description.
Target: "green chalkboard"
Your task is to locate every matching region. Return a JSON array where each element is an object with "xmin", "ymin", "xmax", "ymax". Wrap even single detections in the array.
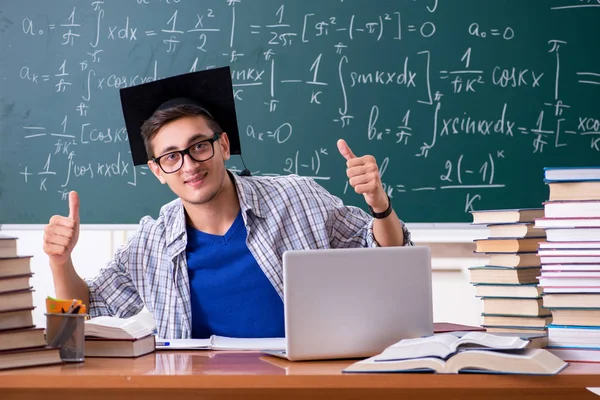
[{"xmin": 1, "ymin": 0, "xmax": 599, "ymax": 224}]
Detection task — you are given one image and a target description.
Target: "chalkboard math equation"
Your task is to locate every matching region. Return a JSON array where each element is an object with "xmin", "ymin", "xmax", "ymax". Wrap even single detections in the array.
[{"xmin": 1, "ymin": 0, "xmax": 599, "ymax": 223}]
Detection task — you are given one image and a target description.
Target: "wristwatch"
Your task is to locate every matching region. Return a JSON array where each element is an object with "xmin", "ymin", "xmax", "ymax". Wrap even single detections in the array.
[{"xmin": 368, "ymin": 194, "xmax": 393, "ymax": 219}]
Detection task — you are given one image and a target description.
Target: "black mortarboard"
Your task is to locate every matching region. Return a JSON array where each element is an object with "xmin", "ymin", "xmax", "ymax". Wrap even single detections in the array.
[{"xmin": 119, "ymin": 66, "xmax": 241, "ymax": 166}]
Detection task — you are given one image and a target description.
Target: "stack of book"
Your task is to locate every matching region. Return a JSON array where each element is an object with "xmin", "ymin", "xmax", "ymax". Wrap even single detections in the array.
[
  {"xmin": 0, "ymin": 234, "xmax": 62, "ymax": 370},
  {"xmin": 468, "ymin": 209, "xmax": 550, "ymax": 334},
  {"xmin": 535, "ymin": 166, "xmax": 600, "ymax": 362}
]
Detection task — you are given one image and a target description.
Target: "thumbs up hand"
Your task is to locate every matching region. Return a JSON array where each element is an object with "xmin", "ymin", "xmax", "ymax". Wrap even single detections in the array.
[
  {"xmin": 337, "ymin": 139, "xmax": 389, "ymax": 213},
  {"xmin": 43, "ymin": 191, "xmax": 80, "ymax": 267}
]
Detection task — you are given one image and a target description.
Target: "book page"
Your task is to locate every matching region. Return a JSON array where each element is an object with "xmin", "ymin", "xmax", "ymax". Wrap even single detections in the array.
[
  {"xmin": 84, "ymin": 316, "xmax": 152, "ymax": 340},
  {"xmin": 378, "ymin": 334, "xmax": 459, "ymax": 360},
  {"xmin": 457, "ymin": 332, "xmax": 529, "ymax": 350}
]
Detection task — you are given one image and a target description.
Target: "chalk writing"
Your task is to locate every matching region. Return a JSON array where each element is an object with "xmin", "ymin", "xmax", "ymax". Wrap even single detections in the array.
[{"xmin": 2, "ymin": 0, "xmax": 599, "ymax": 224}]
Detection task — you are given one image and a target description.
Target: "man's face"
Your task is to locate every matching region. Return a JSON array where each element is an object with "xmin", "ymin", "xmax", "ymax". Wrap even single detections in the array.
[{"xmin": 147, "ymin": 115, "xmax": 231, "ymax": 206}]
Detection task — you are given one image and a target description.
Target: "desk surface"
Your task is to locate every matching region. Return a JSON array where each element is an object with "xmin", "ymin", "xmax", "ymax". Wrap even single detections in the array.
[{"xmin": 1, "ymin": 351, "xmax": 600, "ymax": 400}]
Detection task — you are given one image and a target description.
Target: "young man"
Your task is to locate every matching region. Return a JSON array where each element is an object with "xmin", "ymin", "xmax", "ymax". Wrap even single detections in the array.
[{"xmin": 43, "ymin": 67, "xmax": 413, "ymax": 339}]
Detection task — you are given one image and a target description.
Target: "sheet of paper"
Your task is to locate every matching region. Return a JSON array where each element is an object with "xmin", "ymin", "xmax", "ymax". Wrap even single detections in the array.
[
  {"xmin": 155, "ymin": 338, "xmax": 211, "ymax": 350},
  {"xmin": 154, "ymin": 336, "xmax": 286, "ymax": 351},
  {"xmin": 213, "ymin": 336, "xmax": 286, "ymax": 351}
]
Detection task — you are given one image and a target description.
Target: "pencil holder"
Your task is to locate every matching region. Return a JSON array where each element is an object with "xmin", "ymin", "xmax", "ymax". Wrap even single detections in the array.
[{"xmin": 45, "ymin": 312, "xmax": 88, "ymax": 362}]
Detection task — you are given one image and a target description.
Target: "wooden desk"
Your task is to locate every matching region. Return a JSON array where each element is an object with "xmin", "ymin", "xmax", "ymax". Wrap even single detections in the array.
[{"xmin": 0, "ymin": 351, "xmax": 599, "ymax": 400}]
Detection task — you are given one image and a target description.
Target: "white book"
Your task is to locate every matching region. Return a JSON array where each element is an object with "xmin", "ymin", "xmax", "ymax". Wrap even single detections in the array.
[
  {"xmin": 535, "ymin": 218, "xmax": 600, "ymax": 228},
  {"xmin": 539, "ymin": 276, "xmax": 600, "ymax": 287},
  {"xmin": 538, "ymin": 249, "xmax": 600, "ymax": 256},
  {"xmin": 542, "ymin": 264, "xmax": 600, "ymax": 271},
  {"xmin": 539, "ymin": 242, "xmax": 600, "ymax": 250},
  {"xmin": 543, "ymin": 287, "xmax": 600, "ymax": 293},
  {"xmin": 544, "ymin": 201, "xmax": 600, "ymax": 218},
  {"xmin": 548, "ymin": 348, "xmax": 600, "ymax": 363},
  {"xmin": 540, "ymin": 255, "xmax": 600, "ymax": 264},
  {"xmin": 544, "ymin": 167, "xmax": 600, "ymax": 181},
  {"xmin": 546, "ymin": 228, "xmax": 600, "ymax": 242},
  {"xmin": 541, "ymin": 271, "xmax": 600, "ymax": 278}
]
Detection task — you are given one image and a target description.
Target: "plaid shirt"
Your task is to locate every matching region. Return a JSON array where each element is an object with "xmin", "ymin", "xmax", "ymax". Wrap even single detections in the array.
[{"xmin": 85, "ymin": 173, "xmax": 413, "ymax": 339}]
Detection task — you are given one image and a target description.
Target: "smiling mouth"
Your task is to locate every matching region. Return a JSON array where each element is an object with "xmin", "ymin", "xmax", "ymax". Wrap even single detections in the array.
[{"xmin": 185, "ymin": 172, "xmax": 207, "ymax": 185}]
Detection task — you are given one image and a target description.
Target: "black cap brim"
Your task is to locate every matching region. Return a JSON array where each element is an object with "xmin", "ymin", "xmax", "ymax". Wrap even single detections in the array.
[{"xmin": 119, "ymin": 66, "xmax": 241, "ymax": 166}]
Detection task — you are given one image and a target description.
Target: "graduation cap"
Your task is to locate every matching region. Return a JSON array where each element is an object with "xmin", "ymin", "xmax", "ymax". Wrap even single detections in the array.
[{"xmin": 119, "ymin": 66, "xmax": 241, "ymax": 166}]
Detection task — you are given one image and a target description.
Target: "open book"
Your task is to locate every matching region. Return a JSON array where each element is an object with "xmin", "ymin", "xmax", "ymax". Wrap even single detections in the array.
[
  {"xmin": 84, "ymin": 316, "xmax": 154, "ymax": 340},
  {"xmin": 156, "ymin": 335, "xmax": 285, "ymax": 351},
  {"xmin": 84, "ymin": 316, "xmax": 156, "ymax": 358},
  {"xmin": 375, "ymin": 332, "xmax": 529, "ymax": 361},
  {"xmin": 343, "ymin": 348, "xmax": 568, "ymax": 375}
]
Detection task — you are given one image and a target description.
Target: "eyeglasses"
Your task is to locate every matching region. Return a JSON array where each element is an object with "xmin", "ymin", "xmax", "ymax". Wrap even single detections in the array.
[{"xmin": 152, "ymin": 132, "xmax": 222, "ymax": 174}]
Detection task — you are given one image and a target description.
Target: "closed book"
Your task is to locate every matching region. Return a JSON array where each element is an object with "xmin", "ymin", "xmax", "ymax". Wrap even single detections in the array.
[
  {"xmin": 485, "ymin": 326, "xmax": 548, "ymax": 334},
  {"xmin": 542, "ymin": 264, "xmax": 600, "ymax": 272},
  {"xmin": 470, "ymin": 209, "xmax": 544, "ymax": 225},
  {"xmin": 85, "ymin": 335, "xmax": 155, "ymax": 358},
  {"xmin": 548, "ymin": 308, "xmax": 600, "ymax": 326},
  {"xmin": 482, "ymin": 314, "xmax": 552, "ymax": 329},
  {"xmin": 0, "ymin": 346, "xmax": 62, "ymax": 371},
  {"xmin": 543, "ymin": 293, "xmax": 600, "ymax": 308},
  {"xmin": 0, "ymin": 308, "xmax": 34, "ymax": 331},
  {"xmin": 488, "ymin": 253, "xmax": 541, "ymax": 267},
  {"xmin": 544, "ymin": 287, "xmax": 600, "ymax": 294},
  {"xmin": 544, "ymin": 200, "xmax": 600, "ymax": 219},
  {"xmin": 482, "ymin": 297, "xmax": 548, "ymax": 316},
  {"xmin": 432, "ymin": 322, "xmax": 485, "ymax": 333},
  {"xmin": 0, "ymin": 257, "xmax": 32, "ymax": 279},
  {"xmin": 547, "ymin": 347, "xmax": 600, "ymax": 363},
  {"xmin": 474, "ymin": 284, "xmax": 543, "ymax": 298},
  {"xmin": 548, "ymin": 325, "xmax": 600, "ymax": 348},
  {"xmin": 535, "ymin": 217, "xmax": 600, "ymax": 228},
  {"xmin": 488, "ymin": 223, "xmax": 546, "ymax": 239},
  {"xmin": 546, "ymin": 228, "xmax": 600, "ymax": 242},
  {"xmin": 548, "ymin": 181, "xmax": 600, "ymax": 201},
  {"xmin": 539, "ymin": 275, "xmax": 600, "ymax": 288},
  {"xmin": 0, "ymin": 274, "xmax": 32, "ymax": 294},
  {"xmin": 469, "ymin": 266, "xmax": 541, "ymax": 284},
  {"xmin": 538, "ymin": 248, "xmax": 600, "ymax": 256},
  {"xmin": 474, "ymin": 237, "xmax": 545, "ymax": 253},
  {"xmin": 540, "ymin": 255, "xmax": 600, "ymax": 264},
  {"xmin": 0, "ymin": 236, "xmax": 17, "ymax": 259},
  {"xmin": 0, "ymin": 290, "xmax": 34, "ymax": 312},
  {"xmin": 539, "ymin": 241, "xmax": 600, "ymax": 250},
  {"xmin": 544, "ymin": 166, "xmax": 600, "ymax": 182},
  {"xmin": 0, "ymin": 327, "xmax": 46, "ymax": 351}
]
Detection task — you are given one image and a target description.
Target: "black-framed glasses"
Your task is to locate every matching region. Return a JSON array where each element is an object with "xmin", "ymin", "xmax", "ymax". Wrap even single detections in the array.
[{"xmin": 152, "ymin": 132, "xmax": 222, "ymax": 174}]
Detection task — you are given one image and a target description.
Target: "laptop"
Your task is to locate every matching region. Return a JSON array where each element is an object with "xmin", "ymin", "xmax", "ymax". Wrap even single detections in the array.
[{"xmin": 264, "ymin": 246, "xmax": 433, "ymax": 361}]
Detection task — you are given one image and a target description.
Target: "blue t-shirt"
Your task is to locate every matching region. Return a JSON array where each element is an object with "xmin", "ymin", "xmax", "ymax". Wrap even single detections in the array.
[{"xmin": 186, "ymin": 211, "xmax": 285, "ymax": 339}]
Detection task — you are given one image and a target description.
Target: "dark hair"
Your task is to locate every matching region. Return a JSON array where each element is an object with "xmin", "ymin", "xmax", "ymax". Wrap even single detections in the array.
[{"xmin": 140, "ymin": 104, "xmax": 222, "ymax": 159}]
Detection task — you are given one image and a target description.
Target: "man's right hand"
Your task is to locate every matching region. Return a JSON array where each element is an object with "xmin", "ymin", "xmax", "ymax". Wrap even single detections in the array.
[{"xmin": 43, "ymin": 191, "xmax": 80, "ymax": 267}]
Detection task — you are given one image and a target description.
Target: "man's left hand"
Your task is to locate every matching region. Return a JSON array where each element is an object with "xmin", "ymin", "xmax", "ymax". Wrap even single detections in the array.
[{"xmin": 337, "ymin": 139, "xmax": 389, "ymax": 213}]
